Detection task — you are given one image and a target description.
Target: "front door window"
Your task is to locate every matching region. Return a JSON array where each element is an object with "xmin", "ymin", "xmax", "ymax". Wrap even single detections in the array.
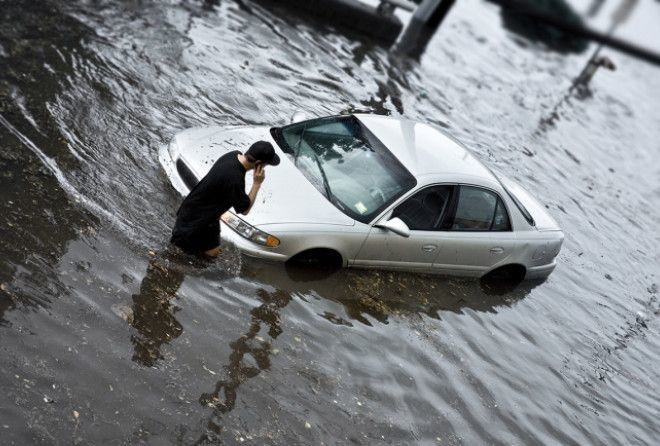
[
  {"xmin": 353, "ymin": 185, "xmax": 454, "ymax": 272},
  {"xmin": 391, "ymin": 185, "xmax": 453, "ymax": 231}
]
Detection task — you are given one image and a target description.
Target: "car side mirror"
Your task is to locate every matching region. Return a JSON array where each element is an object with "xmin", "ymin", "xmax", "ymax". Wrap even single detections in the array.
[
  {"xmin": 375, "ymin": 217, "xmax": 410, "ymax": 238},
  {"xmin": 290, "ymin": 111, "xmax": 308, "ymax": 123}
]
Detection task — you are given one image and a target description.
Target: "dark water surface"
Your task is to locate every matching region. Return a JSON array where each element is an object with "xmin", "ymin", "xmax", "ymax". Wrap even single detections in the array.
[{"xmin": 1, "ymin": 0, "xmax": 659, "ymax": 444}]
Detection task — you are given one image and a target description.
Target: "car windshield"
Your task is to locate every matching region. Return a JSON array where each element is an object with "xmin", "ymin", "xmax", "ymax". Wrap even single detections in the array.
[{"xmin": 271, "ymin": 115, "xmax": 416, "ymax": 223}]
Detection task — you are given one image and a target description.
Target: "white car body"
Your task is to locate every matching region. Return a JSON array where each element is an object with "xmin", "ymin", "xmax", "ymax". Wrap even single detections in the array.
[{"xmin": 159, "ymin": 114, "xmax": 563, "ymax": 279}]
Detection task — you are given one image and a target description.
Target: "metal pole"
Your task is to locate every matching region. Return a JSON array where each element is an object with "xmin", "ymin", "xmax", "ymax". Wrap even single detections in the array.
[
  {"xmin": 396, "ymin": 0, "xmax": 456, "ymax": 58},
  {"xmin": 573, "ymin": 0, "xmax": 636, "ymax": 89},
  {"xmin": 379, "ymin": 0, "xmax": 416, "ymax": 12}
]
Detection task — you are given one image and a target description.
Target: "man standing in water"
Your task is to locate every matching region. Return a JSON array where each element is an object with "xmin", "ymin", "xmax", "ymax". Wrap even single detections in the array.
[{"xmin": 171, "ymin": 141, "xmax": 280, "ymax": 258}]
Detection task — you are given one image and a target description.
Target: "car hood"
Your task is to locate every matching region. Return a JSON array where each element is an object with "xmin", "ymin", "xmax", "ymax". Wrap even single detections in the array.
[{"xmin": 172, "ymin": 126, "xmax": 355, "ymax": 227}]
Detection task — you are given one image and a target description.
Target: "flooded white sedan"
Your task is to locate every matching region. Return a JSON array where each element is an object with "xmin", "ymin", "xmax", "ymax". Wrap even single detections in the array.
[{"xmin": 160, "ymin": 114, "xmax": 563, "ymax": 280}]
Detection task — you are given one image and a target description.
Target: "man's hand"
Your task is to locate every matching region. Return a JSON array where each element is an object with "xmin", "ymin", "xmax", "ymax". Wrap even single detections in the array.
[{"xmin": 254, "ymin": 164, "xmax": 266, "ymax": 185}]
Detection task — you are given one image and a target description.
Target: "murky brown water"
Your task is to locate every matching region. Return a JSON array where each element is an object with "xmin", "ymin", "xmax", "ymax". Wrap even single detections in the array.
[{"xmin": 1, "ymin": 0, "xmax": 659, "ymax": 444}]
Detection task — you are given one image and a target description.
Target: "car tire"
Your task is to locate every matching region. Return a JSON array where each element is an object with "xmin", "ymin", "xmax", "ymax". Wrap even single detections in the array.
[
  {"xmin": 480, "ymin": 264, "xmax": 526, "ymax": 295},
  {"xmin": 287, "ymin": 248, "xmax": 343, "ymax": 269}
]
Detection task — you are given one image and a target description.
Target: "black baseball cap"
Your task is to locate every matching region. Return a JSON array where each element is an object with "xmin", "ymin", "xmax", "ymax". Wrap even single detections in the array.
[{"xmin": 245, "ymin": 141, "xmax": 280, "ymax": 166}]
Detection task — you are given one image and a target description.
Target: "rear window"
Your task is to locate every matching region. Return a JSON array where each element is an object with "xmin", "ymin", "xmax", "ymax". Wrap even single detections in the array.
[
  {"xmin": 502, "ymin": 184, "xmax": 535, "ymax": 226},
  {"xmin": 490, "ymin": 169, "xmax": 536, "ymax": 227}
]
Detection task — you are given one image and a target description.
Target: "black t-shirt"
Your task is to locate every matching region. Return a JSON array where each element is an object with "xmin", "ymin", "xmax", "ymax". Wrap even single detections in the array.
[{"xmin": 171, "ymin": 150, "xmax": 251, "ymax": 238}]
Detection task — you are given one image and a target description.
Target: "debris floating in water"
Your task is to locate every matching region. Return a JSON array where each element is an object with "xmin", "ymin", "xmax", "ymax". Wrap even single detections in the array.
[{"xmin": 635, "ymin": 312, "xmax": 648, "ymax": 328}]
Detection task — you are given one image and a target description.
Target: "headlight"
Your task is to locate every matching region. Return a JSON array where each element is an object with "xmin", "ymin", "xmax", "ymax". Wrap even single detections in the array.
[{"xmin": 221, "ymin": 212, "xmax": 280, "ymax": 248}]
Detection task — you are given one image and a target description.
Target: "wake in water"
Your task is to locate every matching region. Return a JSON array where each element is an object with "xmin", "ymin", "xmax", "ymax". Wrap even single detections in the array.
[{"xmin": 0, "ymin": 113, "xmax": 128, "ymax": 234}]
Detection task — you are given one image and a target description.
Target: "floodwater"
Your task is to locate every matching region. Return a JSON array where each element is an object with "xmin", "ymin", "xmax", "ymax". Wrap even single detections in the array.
[{"xmin": 1, "ymin": 0, "xmax": 659, "ymax": 444}]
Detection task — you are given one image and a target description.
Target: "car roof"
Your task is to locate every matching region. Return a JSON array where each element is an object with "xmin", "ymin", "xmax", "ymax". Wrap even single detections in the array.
[{"xmin": 354, "ymin": 114, "xmax": 497, "ymax": 185}]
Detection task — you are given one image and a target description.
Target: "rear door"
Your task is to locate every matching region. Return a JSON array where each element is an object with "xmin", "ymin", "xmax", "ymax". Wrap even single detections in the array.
[
  {"xmin": 353, "ymin": 185, "xmax": 453, "ymax": 272},
  {"xmin": 431, "ymin": 185, "xmax": 518, "ymax": 276}
]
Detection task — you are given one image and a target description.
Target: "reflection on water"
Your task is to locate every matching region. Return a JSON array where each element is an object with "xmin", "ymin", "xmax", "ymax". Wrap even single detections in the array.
[
  {"xmin": 273, "ymin": 262, "xmax": 536, "ymax": 322},
  {"xmin": 197, "ymin": 287, "xmax": 291, "ymax": 444},
  {"xmin": 130, "ymin": 256, "xmax": 185, "ymax": 367},
  {"xmin": 191, "ymin": 260, "xmax": 537, "ymax": 443},
  {"xmin": 538, "ymin": 47, "xmax": 620, "ymax": 132},
  {"xmin": 121, "ymin": 248, "xmax": 534, "ymax": 443},
  {"xmin": 1, "ymin": 0, "xmax": 659, "ymax": 444}
]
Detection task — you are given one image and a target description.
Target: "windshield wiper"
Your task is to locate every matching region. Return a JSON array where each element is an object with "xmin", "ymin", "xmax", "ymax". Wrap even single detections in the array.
[
  {"xmin": 291, "ymin": 129, "xmax": 332, "ymax": 200},
  {"xmin": 293, "ymin": 123, "xmax": 308, "ymax": 161},
  {"xmin": 309, "ymin": 149, "xmax": 332, "ymax": 200}
]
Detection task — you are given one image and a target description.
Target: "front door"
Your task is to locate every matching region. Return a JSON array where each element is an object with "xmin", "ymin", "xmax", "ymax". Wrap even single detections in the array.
[{"xmin": 353, "ymin": 185, "xmax": 453, "ymax": 272}]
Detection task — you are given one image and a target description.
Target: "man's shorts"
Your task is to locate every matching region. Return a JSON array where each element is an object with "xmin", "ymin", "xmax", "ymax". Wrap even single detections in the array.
[{"xmin": 170, "ymin": 221, "xmax": 220, "ymax": 255}]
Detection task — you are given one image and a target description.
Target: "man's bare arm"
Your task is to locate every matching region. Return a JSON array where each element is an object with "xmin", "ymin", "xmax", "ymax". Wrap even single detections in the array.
[{"xmin": 241, "ymin": 164, "xmax": 265, "ymax": 215}]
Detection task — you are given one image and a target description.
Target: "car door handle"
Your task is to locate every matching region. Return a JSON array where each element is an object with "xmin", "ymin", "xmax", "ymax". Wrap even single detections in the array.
[
  {"xmin": 490, "ymin": 247, "xmax": 504, "ymax": 254},
  {"xmin": 422, "ymin": 244, "xmax": 437, "ymax": 252}
]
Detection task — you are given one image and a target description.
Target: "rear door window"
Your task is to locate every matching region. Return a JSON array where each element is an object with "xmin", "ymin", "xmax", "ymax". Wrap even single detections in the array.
[
  {"xmin": 451, "ymin": 186, "xmax": 511, "ymax": 231},
  {"xmin": 491, "ymin": 199, "xmax": 510, "ymax": 231}
]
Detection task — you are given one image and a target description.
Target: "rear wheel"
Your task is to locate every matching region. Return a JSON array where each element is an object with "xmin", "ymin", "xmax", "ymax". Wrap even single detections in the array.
[{"xmin": 480, "ymin": 264, "xmax": 526, "ymax": 294}]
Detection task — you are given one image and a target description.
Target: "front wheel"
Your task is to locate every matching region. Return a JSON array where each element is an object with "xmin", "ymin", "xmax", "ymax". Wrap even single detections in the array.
[
  {"xmin": 285, "ymin": 248, "xmax": 343, "ymax": 281},
  {"xmin": 287, "ymin": 248, "xmax": 343, "ymax": 269}
]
